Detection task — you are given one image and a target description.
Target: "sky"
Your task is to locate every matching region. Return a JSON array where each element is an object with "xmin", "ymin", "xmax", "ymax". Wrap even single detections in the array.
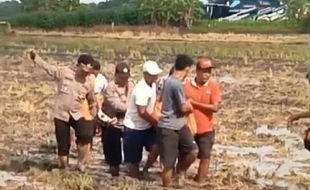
[{"xmin": 0, "ymin": 0, "xmax": 104, "ymax": 3}]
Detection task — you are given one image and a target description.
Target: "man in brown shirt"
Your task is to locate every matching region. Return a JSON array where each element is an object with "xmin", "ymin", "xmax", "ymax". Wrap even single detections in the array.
[
  {"xmin": 29, "ymin": 50, "xmax": 96, "ymax": 172},
  {"xmin": 100, "ymin": 62, "xmax": 135, "ymax": 176}
]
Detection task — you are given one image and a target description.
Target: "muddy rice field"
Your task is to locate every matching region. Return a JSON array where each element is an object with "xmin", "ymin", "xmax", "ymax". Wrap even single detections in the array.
[{"xmin": 0, "ymin": 34, "xmax": 310, "ymax": 190}]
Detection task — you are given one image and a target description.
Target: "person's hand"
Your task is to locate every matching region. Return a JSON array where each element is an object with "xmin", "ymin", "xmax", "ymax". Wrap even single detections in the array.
[
  {"xmin": 287, "ymin": 114, "xmax": 299, "ymax": 127},
  {"xmin": 29, "ymin": 50, "xmax": 36, "ymax": 61},
  {"xmin": 188, "ymin": 98, "xmax": 194, "ymax": 105},
  {"xmin": 109, "ymin": 117, "xmax": 118, "ymax": 125},
  {"xmin": 186, "ymin": 100, "xmax": 193, "ymax": 112}
]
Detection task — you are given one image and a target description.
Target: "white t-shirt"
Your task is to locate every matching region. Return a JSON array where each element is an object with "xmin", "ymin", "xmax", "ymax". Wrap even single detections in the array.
[
  {"xmin": 124, "ymin": 79, "xmax": 157, "ymax": 130},
  {"xmin": 94, "ymin": 73, "xmax": 108, "ymax": 94}
]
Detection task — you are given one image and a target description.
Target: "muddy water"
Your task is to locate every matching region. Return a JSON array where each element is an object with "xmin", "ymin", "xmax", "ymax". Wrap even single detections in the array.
[{"xmin": 212, "ymin": 125, "xmax": 310, "ymax": 188}]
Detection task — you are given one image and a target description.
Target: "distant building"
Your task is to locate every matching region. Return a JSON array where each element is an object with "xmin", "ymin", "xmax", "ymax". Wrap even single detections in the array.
[{"xmin": 201, "ymin": 0, "xmax": 283, "ymax": 19}]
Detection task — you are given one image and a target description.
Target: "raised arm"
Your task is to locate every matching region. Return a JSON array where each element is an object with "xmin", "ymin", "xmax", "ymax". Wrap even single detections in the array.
[
  {"xmin": 29, "ymin": 50, "xmax": 61, "ymax": 80},
  {"xmin": 288, "ymin": 111, "xmax": 310, "ymax": 124}
]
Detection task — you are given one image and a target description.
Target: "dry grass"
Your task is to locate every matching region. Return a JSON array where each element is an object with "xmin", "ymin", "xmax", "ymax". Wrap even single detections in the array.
[
  {"xmin": 0, "ymin": 35, "xmax": 309, "ymax": 64},
  {"xmin": 10, "ymin": 26, "xmax": 309, "ymax": 44},
  {"xmin": 0, "ymin": 36, "xmax": 309, "ymax": 189},
  {"xmin": 0, "ymin": 55, "xmax": 308, "ymax": 189},
  {"xmin": 63, "ymin": 174, "xmax": 95, "ymax": 190}
]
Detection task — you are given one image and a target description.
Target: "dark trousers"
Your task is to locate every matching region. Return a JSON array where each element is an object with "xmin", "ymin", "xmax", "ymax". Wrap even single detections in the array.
[
  {"xmin": 54, "ymin": 117, "xmax": 94, "ymax": 156},
  {"xmin": 102, "ymin": 126, "xmax": 123, "ymax": 166}
]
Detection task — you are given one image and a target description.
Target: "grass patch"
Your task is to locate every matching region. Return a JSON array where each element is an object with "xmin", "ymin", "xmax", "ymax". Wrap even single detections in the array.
[
  {"xmin": 191, "ymin": 20, "xmax": 303, "ymax": 34},
  {"xmin": 63, "ymin": 174, "xmax": 95, "ymax": 190},
  {"xmin": 0, "ymin": 24, "xmax": 7, "ymax": 34},
  {"xmin": 0, "ymin": 35, "xmax": 309, "ymax": 62}
]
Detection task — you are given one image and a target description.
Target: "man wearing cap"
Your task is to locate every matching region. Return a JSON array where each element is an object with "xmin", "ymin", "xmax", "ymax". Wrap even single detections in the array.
[
  {"xmin": 100, "ymin": 62, "xmax": 135, "ymax": 176},
  {"xmin": 29, "ymin": 51, "xmax": 96, "ymax": 172},
  {"xmin": 288, "ymin": 62, "xmax": 310, "ymax": 152},
  {"xmin": 184, "ymin": 57, "xmax": 221, "ymax": 183},
  {"xmin": 123, "ymin": 60, "xmax": 162, "ymax": 179}
]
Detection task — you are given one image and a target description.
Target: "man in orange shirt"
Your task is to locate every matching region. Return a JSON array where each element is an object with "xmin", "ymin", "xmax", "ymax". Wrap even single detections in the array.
[{"xmin": 184, "ymin": 57, "xmax": 221, "ymax": 183}]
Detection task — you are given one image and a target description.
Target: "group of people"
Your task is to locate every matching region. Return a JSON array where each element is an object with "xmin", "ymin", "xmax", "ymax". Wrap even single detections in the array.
[
  {"xmin": 28, "ymin": 48, "xmax": 310, "ymax": 187},
  {"xmin": 28, "ymin": 50, "xmax": 310, "ymax": 187}
]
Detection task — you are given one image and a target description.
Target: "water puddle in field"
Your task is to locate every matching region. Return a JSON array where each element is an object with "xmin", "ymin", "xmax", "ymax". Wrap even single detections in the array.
[
  {"xmin": 0, "ymin": 171, "xmax": 27, "ymax": 187},
  {"xmin": 213, "ymin": 125, "xmax": 310, "ymax": 188}
]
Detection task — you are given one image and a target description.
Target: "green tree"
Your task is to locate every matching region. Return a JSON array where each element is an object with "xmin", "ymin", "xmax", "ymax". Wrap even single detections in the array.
[
  {"xmin": 177, "ymin": 0, "xmax": 204, "ymax": 29},
  {"xmin": 98, "ymin": 0, "xmax": 131, "ymax": 9},
  {"xmin": 20, "ymin": 0, "xmax": 56, "ymax": 11},
  {"xmin": 20, "ymin": 0, "xmax": 80, "ymax": 12},
  {"xmin": 0, "ymin": 0, "xmax": 22, "ymax": 17},
  {"xmin": 283, "ymin": 0, "xmax": 310, "ymax": 20},
  {"xmin": 59, "ymin": 0, "xmax": 80, "ymax": 11},
  {"xmin": 136, "ymin": 0, "xmax": 204, "ymax": 28}
]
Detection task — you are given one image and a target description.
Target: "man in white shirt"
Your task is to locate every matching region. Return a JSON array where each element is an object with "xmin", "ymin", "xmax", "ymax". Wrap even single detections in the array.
[
  {"xmin": 93, "ymin": 61, "xmax": 108, "ymax": 112},
  {"xmin": 123, "ymin": 61, "xmax": 162, "ymax": 179}
]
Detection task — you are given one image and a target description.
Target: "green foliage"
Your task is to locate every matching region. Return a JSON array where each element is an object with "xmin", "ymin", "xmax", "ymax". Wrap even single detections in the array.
[
  {"xmin": 301, "ymin": 16, "xmax": 310, "ymax": 33},
  {"xmin": 192, "ymin": 20, "xmax": 304, "ymax": 34},
  {"xmin": 20, "ymin": 0, "xmax": 80, "ymax": 12},
  {"xmin": 10, "ymin": 5, "xmax": 143, "ymax": 29},
  {"xmin": 59, "ymin": 0, "xmax": 80, "ymax": 11},
  {"xmin": 3, "ymin": 0, "xmax": 310, "ymax": 34},
  {"xmin": 282, "ymin": 0, "xmax": 310, "ymax": 20},
  {"xmin": 97, "ymin": 0, "xmax": 131, "ymax": 9},
  {"xmin": 0, "ymin": 1, "xmax": 22, "ymax": 17},
  {"xmin": 136, "ymin": 0, "xmax": 204, "ymax": 28}
]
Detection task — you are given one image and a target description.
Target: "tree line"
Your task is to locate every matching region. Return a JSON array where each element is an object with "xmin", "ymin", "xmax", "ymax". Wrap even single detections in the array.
[
  {"xmin": 0, "ymin": 0, "xmax": 309, "ymax": 31},
  {"xmin": 0, "ymin": 0, "xmax": 203, "ymax": 29}
]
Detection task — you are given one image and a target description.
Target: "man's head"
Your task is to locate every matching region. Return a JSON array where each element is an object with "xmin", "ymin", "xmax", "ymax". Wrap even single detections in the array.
[
  {"xmin": 143, "ymin": 60, "xmax": 162, "ymax": 86},
  {"xmin": 196, "ymin": 57, "xmax": 214, "ymax": 84},
  {"xmin": 174, "ymin": 54, "xmax": 194, "ymax": 79},
  {"xmin": 304, "ymin": 128, "xmax": 310, "ymax": 152},
  {"xmin": 115, "ymin": 61, "xmax": 130, "ymax": 86},
  {"xmin": 92, "ymin": 60, "xmax": 101, "ymax": 76},
  {"xmin": 76, "ymin": 54, "xmax": 95, "ymax": 77}
]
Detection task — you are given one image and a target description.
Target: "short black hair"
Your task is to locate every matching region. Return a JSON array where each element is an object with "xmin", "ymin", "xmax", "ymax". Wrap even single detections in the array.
[
  {"xmin": 174, "ymin": 54, "xmax": 194, "ymax": 71},
  {"xmin": 93, "ymin": 60, "xmax": 101, "ymax": 71},
  {"xmin": 77, "ymin": 54, "xmax": 95, "ymax": 66}
]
